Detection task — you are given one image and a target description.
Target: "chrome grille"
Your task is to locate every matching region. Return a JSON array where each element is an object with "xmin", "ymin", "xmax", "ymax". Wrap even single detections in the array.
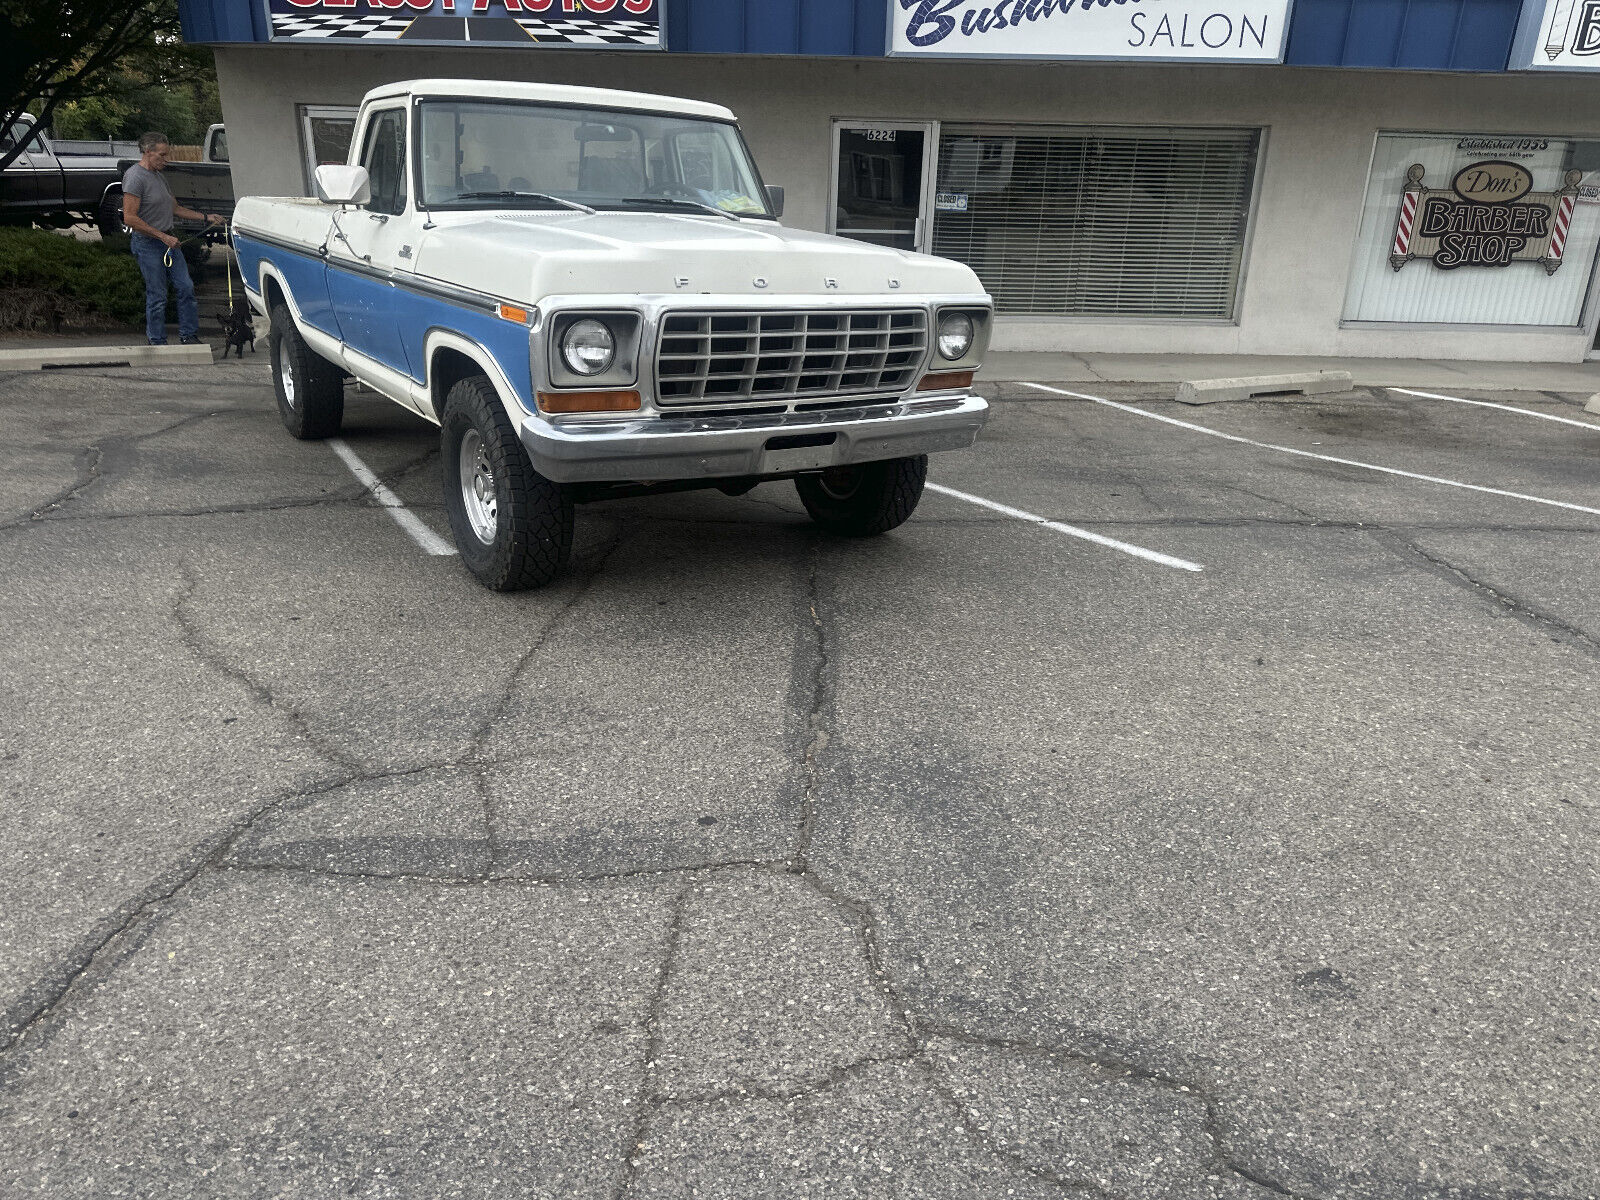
[{"xmin": 655, "ymin": 309, "xmax": 928, "ymax": 406}]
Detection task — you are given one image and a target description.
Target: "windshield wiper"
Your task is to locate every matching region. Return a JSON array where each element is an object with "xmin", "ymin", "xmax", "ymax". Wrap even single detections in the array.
[
  {"xmin": 615, "ymin": 196, "xmax": 742, "ymax": 221},
  {"xmin": 455, "ymin": 191, "xmax": 596, "ymax": 214}
]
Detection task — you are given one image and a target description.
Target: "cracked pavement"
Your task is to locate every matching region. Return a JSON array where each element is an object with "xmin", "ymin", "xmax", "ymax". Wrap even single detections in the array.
[{"xmin": 1, "ymin": 363, "xmax": 1598, "ymax": 1198}]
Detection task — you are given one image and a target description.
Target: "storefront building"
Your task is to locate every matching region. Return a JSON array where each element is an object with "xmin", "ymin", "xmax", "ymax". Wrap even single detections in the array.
[{"xmin": 180, "ymin": 0, "xmax": 1600, "ymax": 361}]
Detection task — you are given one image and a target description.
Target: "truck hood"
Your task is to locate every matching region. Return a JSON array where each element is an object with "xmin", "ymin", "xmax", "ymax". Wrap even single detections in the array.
[{"xmin": 409, "ymin": 211, "xmax": 986, "ymax": 302}]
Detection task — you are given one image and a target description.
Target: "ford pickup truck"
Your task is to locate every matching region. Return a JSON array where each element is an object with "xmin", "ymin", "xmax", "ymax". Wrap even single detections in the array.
[{"xmin": 232, "ymin": 79, "xmax": 991, "ymax": 591}]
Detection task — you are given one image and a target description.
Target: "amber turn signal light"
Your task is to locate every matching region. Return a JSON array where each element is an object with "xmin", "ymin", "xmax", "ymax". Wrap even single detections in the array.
[
  {"xmin": 917, "ymin": 370, "xmax": 975, "ymax": 392},
  {"xmin": 537, "ymin": 389, "xmax": 642, "ymax": 414},
  {"xmin": 496, "ymin": 303, "xmax": 531, "ymax": 324}
]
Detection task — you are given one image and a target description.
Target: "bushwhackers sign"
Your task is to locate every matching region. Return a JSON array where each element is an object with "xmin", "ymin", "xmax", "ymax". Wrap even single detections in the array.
[
  {"xmin": 890, "ymin": 0, "xmax": 1292, "ymax": 61},
  {"xmin": 265, "ymin": 0, "xmax": 662, "ymax": 46},
  {"xmin": 1389, "ymin": 160, "xmax": 1583, "ymax": 274}
]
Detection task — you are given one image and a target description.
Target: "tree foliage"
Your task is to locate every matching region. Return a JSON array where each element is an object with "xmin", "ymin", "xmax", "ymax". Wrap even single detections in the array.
[{"xmin": 0, "ymin": 0, "xmax": 217, "ymax": 168}]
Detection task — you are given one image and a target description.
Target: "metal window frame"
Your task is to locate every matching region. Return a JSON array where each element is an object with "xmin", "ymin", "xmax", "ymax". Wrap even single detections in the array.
[{"xmin": 297, "ymin": 103, "xmax": 360, "ymax": 194}]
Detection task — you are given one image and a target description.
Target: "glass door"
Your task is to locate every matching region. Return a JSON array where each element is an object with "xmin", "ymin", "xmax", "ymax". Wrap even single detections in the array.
[{"xmin": 830, "ymin": 122, "xmax": 935, "ymax": 253}]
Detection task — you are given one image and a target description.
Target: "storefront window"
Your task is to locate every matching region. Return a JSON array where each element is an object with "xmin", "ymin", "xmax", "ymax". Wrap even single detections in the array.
[
  {"xmin": 1343, "ymin": 132, "xmax": 1600, "ymax": 326},
  {"xmin": 298, "ymin": 105, "xmax": 358, "ymax": 193},
  {"xmin": 931, "ymin": 125, "xmax": 1260, "ymax": 320}
]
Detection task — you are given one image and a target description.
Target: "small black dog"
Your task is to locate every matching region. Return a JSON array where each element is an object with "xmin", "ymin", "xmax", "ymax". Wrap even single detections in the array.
[{"xmin": 218, "ymin": 296, "xmax": 256, "ymax": 358}]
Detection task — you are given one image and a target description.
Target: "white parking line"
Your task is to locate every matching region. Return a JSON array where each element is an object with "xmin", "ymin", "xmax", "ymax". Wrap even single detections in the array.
[
  {"xmin": 925, "ymin": 482, "xmax": 1205, "ymax": 572},
  {"xmin": 1020, "ymin": 382, "xmax": 1600, "ymax": 519},
  {"xmin": 327, "ymin": 439, "xmax": 458, "ymax": 557},
  {"xmin": 1388, "ymin": 386, "xmax": 1600, "ymax": 431}
]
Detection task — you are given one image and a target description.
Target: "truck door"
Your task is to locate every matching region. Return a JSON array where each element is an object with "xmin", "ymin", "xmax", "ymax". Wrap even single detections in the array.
[
  {"xmin": 1, "ymin": 122, "xmax": 55, "ymax": 211},
  {"xmin": 0, "ymin": 123, "xmax": 38, "ymax": 210},
  {"xmin": 22, "ymin": 125, "xmax": 66, "ymax": 212},
  {"xmin": 325, "ymin": 105, "xmax": 414, "ymax": 378}
]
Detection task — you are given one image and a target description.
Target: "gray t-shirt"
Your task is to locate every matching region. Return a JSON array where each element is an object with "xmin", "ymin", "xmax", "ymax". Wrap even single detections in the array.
[{"xmin": 123, "ymin": 163, "xmax": 175, "ymax": 234}]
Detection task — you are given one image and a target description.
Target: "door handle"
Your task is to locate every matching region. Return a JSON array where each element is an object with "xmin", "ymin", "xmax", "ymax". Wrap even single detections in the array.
[{"xmin": 369, "ymin": 212, "xmax": 389, "ymax": 224}]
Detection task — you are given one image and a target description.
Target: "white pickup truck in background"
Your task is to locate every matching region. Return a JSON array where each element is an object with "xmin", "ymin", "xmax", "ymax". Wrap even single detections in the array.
[{"xmin": 232, "ymin": 79, "xmax": 992, "ymax": 591}]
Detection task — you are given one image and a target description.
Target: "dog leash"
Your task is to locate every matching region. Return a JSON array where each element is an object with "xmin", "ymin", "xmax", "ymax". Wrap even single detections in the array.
[{"xmin": 160, "ymin": 228, "xmax": 211, "ymax": 269}]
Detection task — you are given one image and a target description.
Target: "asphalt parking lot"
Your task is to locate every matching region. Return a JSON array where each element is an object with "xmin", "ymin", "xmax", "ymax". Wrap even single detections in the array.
[{"xmin": 2, "ymin": 357, "xmax": 1598, "ymax": 1199}]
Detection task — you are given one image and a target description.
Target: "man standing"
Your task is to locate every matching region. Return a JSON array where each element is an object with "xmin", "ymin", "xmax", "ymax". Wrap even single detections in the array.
[{"xmin": 121, "ymin": 132, "xmax": 224, "ymax": 346}]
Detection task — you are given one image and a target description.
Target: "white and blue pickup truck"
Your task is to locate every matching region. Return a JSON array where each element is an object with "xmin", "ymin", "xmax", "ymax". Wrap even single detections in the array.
[{"xmin": 232, "ymin": 79, "xmax": 991, "ymax": 590}]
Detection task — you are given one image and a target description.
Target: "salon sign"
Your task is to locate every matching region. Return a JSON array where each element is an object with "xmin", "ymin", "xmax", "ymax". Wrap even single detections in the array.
[
  {"xmin": 1389, "ymin": 160, "xmax": 1582, "ymax": 274},
  {"xmin": 890, "ymin": 0, "xmax": 1293, "ymax": 61}
]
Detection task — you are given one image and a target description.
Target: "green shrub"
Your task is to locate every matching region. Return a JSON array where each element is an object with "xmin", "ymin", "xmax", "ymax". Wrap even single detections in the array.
[{"xmin": 0, "ymin": 228, "xmax": 146, "ymax": 328}]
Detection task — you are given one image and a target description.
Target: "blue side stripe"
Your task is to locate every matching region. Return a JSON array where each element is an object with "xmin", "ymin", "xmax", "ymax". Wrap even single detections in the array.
[{"xmin": 234, "ymin": 232, "xmax": 536, "ymax": 413}]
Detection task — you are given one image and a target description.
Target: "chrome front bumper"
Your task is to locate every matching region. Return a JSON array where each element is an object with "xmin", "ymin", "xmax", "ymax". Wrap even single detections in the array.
[{"xmin": 519, "ymin": 394, "xmax": 989, "ymax": 484}]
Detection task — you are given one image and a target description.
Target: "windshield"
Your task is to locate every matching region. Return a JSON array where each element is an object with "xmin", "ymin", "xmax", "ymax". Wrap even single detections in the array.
[{"xmin": 418, "ymin": 99, "xmax": 771, "ymax": 217}]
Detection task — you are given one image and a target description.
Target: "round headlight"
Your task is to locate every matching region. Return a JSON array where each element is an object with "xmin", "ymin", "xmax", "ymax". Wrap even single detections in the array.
[
  {"xmin": 561, "ymin": 318, "xmax": 616, "ymax": 376},
  {"xmin": 937, "ymin": 312, "xmax": 975, "ymax": 361}
]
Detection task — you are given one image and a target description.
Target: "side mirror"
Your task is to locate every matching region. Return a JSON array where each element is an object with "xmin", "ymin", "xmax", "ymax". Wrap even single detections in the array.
[
  {"xmin": 764, "ymin": 185, "xmax": 784, "ymax": 218},
  {"xmin": 314, "ymin": 164, "xmax": 371, "ymax": 206}
]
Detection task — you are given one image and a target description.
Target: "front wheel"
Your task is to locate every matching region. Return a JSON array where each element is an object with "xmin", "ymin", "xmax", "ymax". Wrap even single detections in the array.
[
  {"xmin": 269, "ymin": 302, "xmax": 344, "ymax": 439},
  {"xmin": 441, "ymin": 374, "xmax": 573, "ymax": 591},
  {"xmin": 795, "ymin": 456, "xmax": 928, "ymax": 537}
]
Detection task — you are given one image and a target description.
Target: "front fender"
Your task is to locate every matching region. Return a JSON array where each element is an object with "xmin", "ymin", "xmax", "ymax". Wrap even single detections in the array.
[{"xmin": 424, "ymin": 327, "xmax": 527, "ymax": 428}]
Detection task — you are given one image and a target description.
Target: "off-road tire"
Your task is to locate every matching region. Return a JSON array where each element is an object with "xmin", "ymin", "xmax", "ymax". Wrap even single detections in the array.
[
  {"xmin": 269, "ymin": 302, "xmax": 344, "ymax": 439},
  {"xmin": 795, "ymin": 455, "xmax": 928, "ymax": 537},
  {"xmin": 441, "ymin": 374, "xmax": 573, "ymax": 591},
  {"xmin": 96, "ymin": 190, "xmax": 123, "ymax": 239}
]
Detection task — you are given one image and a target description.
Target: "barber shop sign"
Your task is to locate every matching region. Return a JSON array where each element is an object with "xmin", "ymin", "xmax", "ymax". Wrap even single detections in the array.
[
  {"xmin": 890, "ymin": 0, "xmax": 1291, "ymax": 61},
  {"xmin": 1389, "ymin": 160, "xmax": 1582, "ymax": 274}
]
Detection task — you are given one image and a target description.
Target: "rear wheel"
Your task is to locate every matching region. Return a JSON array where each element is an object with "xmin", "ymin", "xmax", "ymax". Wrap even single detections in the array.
[
  {"xmin": 795, "ymin": 455, "xmax": 928, "ymax": 536},
  {"xmin": 269, "ymin": 302, "xmax": 344, "ymax": 439},
  {"xmin": 96, "ymin": 191, "xmax": 123, "ymax": 239},
  {"xmin": 441, "ymin": 374, "xmax": 573, "ymax": 591}
]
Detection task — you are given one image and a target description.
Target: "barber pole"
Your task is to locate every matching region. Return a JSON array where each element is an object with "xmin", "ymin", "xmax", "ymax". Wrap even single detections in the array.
[
  {"xmin": 1389, "ymin": 164, "xmax": 1426, "ymax": 271},
  {"xmin": 1541, "ymin": 169, "xmax": 1583, "ymax": 275}
]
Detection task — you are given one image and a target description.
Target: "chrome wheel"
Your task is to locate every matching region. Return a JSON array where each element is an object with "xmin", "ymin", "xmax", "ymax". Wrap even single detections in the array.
[
  {"xmin": 459, "ymin": 428, "xmax": 497, "ymax": 545},
  {"xmin": 279, "ymin": 351, "xmax": 297, "ymax": 409}
]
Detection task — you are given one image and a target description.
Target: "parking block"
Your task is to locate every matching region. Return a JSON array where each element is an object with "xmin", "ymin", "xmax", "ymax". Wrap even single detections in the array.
[{"xmin": 0, "ymin": 343, "xmax": 214, "ymax": 371}]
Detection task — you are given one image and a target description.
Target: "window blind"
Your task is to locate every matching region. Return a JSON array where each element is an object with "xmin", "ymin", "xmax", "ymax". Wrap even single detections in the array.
[{"xmin": 932, "ymin": 125, "xmax": 1261, "ymax": 320}]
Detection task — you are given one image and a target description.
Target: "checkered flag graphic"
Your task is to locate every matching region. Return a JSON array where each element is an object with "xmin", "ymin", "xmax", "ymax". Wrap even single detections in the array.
[
  {"xmin": 271, "ymin": 11, "xmax": 414, "ymax": 38},
  {"xmin": 513, "ymin": 17, "xmax": 659, "ymax": 43}
]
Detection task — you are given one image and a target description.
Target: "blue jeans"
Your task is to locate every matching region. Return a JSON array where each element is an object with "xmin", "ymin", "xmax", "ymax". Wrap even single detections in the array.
[{"xmin": 130, "ymin": 232, "xmax": 198, "ymax": 344}]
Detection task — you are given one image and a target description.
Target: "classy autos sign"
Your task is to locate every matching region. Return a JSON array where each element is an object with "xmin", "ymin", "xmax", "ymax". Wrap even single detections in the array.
[
  {"xmin": 1510, "ymin": 0, "xmax": 1600, "ymax": 70},
  {"xmin": 1388, "ymin": 159, "xmax": 1583, "ymax": 274},
  {"xmin": 266, "ymin": 0, "xmax": 662, "ymax": 47},
  {"xmin": 890, "ymin": 0, "xmax": 1293, "ymax": 61}
]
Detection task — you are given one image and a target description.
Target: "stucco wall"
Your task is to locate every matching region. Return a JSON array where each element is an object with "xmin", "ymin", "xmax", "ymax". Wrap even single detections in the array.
[{"xmin": 214, "ymin": 46, "xmax": 1600, "ymax": 360}]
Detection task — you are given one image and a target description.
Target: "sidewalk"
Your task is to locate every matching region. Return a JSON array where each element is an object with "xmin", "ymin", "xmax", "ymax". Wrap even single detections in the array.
[{"xmin": 981, "ymin": 350, "xmax": 1600, "ymax": 394}]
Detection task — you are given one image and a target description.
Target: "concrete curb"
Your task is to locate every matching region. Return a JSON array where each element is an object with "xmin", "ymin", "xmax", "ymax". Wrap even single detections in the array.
[
  {"xmin": 1175, "ymin": 371, "xmax": 1355, "ymax": 405},
  {"xmin": 0, "ymin": 344, "xmax": 215, "ymax": 371}
]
